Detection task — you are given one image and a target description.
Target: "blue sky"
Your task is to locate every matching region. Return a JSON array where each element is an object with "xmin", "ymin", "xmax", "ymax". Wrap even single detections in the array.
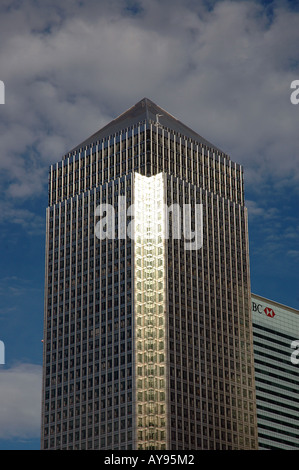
[{"xmin": 0, "ymin": 0, "xmax": 298, "ymax": 450}]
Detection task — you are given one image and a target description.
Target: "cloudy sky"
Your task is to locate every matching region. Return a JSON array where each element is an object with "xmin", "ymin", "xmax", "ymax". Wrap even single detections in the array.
[{"xmin": 0, "ymin": 0, "xmax": 298, "ymax": 450}]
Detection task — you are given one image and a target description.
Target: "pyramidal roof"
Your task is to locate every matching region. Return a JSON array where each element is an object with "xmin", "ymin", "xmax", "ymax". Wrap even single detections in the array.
[{"xmin": 67, "ymin": 97, "xmax": 225, "ymax": 155}]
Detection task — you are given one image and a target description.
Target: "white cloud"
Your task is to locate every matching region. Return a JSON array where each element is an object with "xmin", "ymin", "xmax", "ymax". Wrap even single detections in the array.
[
  {"xmin": 0, "ymin": 363, "xmax": 42, "ymax": 440},
  {"xmin": 287, "ymin": 250, "xmax": 299, "ymax": 259},
  {"xmin": 0, "ymin": 201, "xmax": 45, "ymax": 234},
  {"xmin": 0, "ymin": 0, "xmax": 298, "ymax": 212},
  {"xmin": 246, "ymin": 199, "xmax": 266, "ymax": 217},
  {"xmin": 246, "ymin": 199, "xmax": 280, "ymax": 219},
  {"xmin": 0, "ymin": 275, "xmax": 42, "ymax": 299}
]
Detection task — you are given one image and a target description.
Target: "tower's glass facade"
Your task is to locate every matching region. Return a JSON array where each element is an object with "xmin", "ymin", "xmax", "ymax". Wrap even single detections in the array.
[
  {"xmin": 251, "ymin": 294, "xmax": 299, "ymax": 449},
  {"xmin": 41, "ymin": 98, "xmax": 258, "ymax": 450}
]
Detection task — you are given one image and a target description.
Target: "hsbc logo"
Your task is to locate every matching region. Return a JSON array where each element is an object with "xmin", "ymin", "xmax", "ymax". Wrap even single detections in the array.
[
  {"xmin": 252, "ymin": 302, "xmax": 276, "ymax": 319},
  {"xmin": 264, "ymin": 307, "xmax": 275, "ymax": 318}
]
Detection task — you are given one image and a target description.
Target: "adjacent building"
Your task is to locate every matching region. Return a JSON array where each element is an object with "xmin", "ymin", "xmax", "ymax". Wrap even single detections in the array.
[
  {"xmin": 251, "ymin": 293, "xmax": 299, "ymax": 449},
  {"xmin": 41, "ymin": 98, "xmax": 258, "ymax": 450}
]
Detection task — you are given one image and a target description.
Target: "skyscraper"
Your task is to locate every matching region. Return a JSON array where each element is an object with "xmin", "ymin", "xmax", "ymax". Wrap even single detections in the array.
[
  {"xmin": 41, "ymin": 98, "xmax": 258, "ymax": 450},
  {"xmin": 251, "ymin": 293, "xmax": 299, "ymax": 449}
]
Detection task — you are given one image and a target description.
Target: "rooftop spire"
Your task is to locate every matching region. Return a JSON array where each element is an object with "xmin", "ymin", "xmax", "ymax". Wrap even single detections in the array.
[{"xmin": 67, "ymin": 97, "xmax": 224, "ymax": 155}]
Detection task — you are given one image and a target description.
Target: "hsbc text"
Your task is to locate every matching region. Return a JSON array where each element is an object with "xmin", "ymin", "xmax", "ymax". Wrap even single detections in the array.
[{"xmin": 252, "ymin": 302, "xmax": 275, "ymax": 318}]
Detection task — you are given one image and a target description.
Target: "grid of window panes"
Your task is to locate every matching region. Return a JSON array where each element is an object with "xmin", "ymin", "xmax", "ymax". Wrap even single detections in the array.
[
  {"xmin": 42, "ymin": 175, "xmax": 134, "ymax": 450},
  {"xmin": 42, "ymin": 102, "xmax": 257, "ymax": 450},
  {"xmin": 48, "ymin": 123, "xmax": 243, "ymax": 210},
  {"xmin": 166, "ymin": 173, "xmax": 258, "ymax": 450}
]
